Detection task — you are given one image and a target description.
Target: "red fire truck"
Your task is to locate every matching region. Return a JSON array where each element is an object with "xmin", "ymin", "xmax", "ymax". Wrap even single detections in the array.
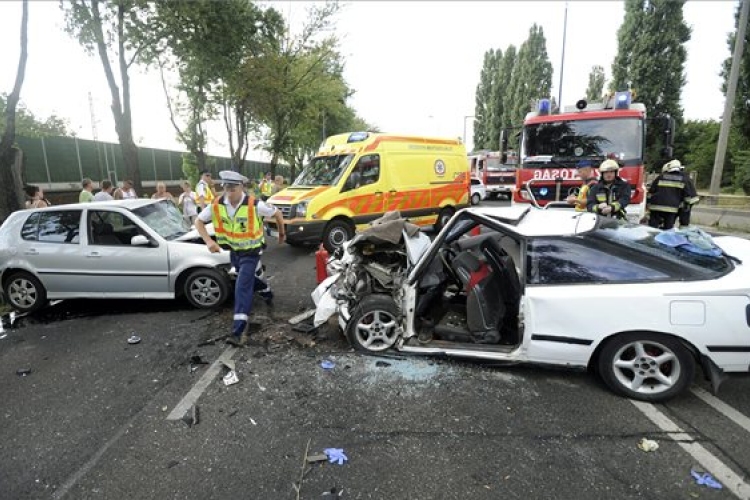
[
  {"xmin": 505, "ymin": 91, "xmax": 674, "ymax": 222},
  {"xmin": 467, "ymin": 150, "xmax": 518, "ymax": 200}
]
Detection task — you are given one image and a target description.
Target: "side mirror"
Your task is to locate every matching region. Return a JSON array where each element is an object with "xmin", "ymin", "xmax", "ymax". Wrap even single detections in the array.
[{"xmin": 131, "ymin": 235, "xmax": 150, "ymax": 246}]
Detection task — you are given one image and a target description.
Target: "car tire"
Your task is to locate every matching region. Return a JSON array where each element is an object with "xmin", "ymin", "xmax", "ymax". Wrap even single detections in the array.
[
  {"xmin": 471, "ymin": 193, "xmax": 481, "ymax": 205},
  {"xmin": 322, "ymin": 219, "xmax": 354, "ymax": 253},
  {"xmin": 434, "ymin": 206, "xmax": 455, "ymax": 232},
  {"xmin": 183, "ymin": 269, "xmax": 230, "ymax": 309},
  {"xmin": 598, "ymin": 332, "xmax": 695, "ymax": 402},
  {"xmin": 346, "ymin": 295, "xmax": 401, "ymax": 353},
  {"xmin": 3, "ymin": 271, "xmax": 47, "ymax": 313}
]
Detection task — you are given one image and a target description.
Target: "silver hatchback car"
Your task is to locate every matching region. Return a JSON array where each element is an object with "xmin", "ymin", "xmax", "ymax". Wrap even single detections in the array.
[{"xmin": 0, "ymin": 199, "xmax": 232, "ymax": 312}]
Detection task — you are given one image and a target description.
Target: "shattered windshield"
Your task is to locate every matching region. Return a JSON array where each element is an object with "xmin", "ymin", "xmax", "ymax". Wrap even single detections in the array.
[
  {"xmin": 132, "ymin": 200, "xmax": 190, "ymax": 240},
  {"xmin": 521, "ymin": 118, "xmax": 643, "ymax": 167},
  {"xmin": 293, "ymin": 154, "xmax": 354, "ymax": 186}
]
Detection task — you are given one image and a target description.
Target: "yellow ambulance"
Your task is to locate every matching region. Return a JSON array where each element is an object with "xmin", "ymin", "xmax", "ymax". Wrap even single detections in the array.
[{"xmin": 268, "ymin": 131, "xmax": 470, "ymax": 251}]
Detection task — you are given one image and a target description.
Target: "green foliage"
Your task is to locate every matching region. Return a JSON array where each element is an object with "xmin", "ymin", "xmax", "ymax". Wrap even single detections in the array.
[
  {"xmin": 181, "ymin": 152, "xmax": 199, "ymax": 186},
  {"xmin": 733, "ymin": 149, "xmax": 750, "ymax": 195},
  {"xmin": 673, "ymin": 120, "xmax": 721, "ymax": 188},
  {"xmin": 585, "ymin": 65, "xmax": 605, "ymax": 101},
  {"xmin": 611, "ymin": 0, "xmax": 691, "ymax": 166},
  {"xmin": 0, "ymin": 94, "xmax": 70, "ymax": 138},
  {"xmin": 504, "ymin": 24, "xmax": 553, "ymax": 135},
  {"xmin": 473, "ymin": 48, "xmax": 498, "ymax": 150}
]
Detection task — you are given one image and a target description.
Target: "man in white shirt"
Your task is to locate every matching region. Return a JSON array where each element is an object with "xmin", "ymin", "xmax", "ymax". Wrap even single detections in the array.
[
  {"xmin": 93, "ymin": 180, "xmax": 115, "ymax": 202},
  {"xmin": 114, "ymin": 180, "xmax": 137, "ymax": 200},
  {"xmin": 195, "ymin": 170, "xmax": 285, "ymax": 346}
]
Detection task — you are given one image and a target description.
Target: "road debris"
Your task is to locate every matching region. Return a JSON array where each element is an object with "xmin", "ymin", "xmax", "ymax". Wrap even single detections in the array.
[
  {"xmin": 320, "ymin": 359, "xmax": 335, "ymax": 371},
  {"xmin": 690, "ymin": 468, "xmax": 723, "ymax": 489},
  {"xmin": 306, "ymin": 453, "xmax": 328, "ymax": 463},
  {"xmin": 322, "ymin": 487, "xmax": 344, "ymax": 497},
  {"xmin": 166, "ymin": 460, "xmax": 180, "ymax": 469},
  {"xmin": 127, "ymin": 335, "xmax": 141, "ymax": 345},
  {"xmin": 0, "ymin": 334, "xmax": 7, "ymax": 340},
  {"xmin": 294, "ymin": 438, "xmax": 312, "ymax": 500},
  {"xmin": 375, "ymin": 360, "xmax": 391, "ymax": 368},
  {"xmin": 293, "ymin": 322, "xmax": 318, "ymax": 334},
  {"xmin": 16, "ymin": 368, "xmax": 32, "ymax": 377},
  {"xmin": 182, "ymin": 405, "xmax": 199, "ymax": 427},
  {"xmin": 289, "ymin": 309, "xmax": 316, "ymax": 325},
  {"xmin": 250, "ymin": 417, "xmax": 257, "ymax": 426},
  {"xmin": 223, "ymin": 370, "xmax": 239, "ymax": 386},
  {"xmin": 197, "ymin": 334, "xmax": 229, "ymax": 347},
  {"xmin": 323, "ymin": 448, "xmax": 348, "ymax": 465},
  {"xmin": 637, "ymin": 438, "xmax": 659, "ymax": 452}
]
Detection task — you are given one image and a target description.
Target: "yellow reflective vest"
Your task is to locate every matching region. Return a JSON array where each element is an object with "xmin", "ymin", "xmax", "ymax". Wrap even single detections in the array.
[
  {"xmin": 196, "ymin": 180, "xmax": 215, "ymax": 203},
  {"xmin": 211, "ymin": 196, "xmax": 264, "ymax": 252},
  {"xmin": 260, "ymin": 180, "xmax": 273, "ymax": 197}
]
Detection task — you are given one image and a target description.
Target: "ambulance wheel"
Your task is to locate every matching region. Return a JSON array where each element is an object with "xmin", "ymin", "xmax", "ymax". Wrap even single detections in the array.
[
  {"xmin": 471, "ymin": 193, "xmax": 481, "ymax": 205},
  {"xmin": 435, "ymin": 207, "xmax": 455, "ymax": 232},
  {"xmin": 323, "ymin": 219, "xmax": 354, "ymax": 253}
]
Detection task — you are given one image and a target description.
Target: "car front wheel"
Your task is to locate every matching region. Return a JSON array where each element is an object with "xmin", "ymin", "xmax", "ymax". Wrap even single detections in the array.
[
  {"xmin": 183, "ymin": 269, "xmax": 230, "ymax": 309},
  {"xmin": 4, "ymin": 271, "xmax": 47, "ymax": 313},
  {"xmin": 471, "ymin": 193, "xmax": 481, "ymax": 205},
  {"xmin": 598, "ymin": 332, "xmax": 695, "ymax": 402},
  {"xmin": 346, "ymin": 295, "xmax": 401, "ymax": 353}
]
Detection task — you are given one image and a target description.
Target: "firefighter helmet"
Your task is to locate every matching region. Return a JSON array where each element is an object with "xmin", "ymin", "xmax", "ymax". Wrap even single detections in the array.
[
  {"xmin": 663, "ymin": 159, "xmax": 682, "ymax": 172},
  {"xmin": 598, "ymin": 159, "xmax": 620, "ymax": 173}
]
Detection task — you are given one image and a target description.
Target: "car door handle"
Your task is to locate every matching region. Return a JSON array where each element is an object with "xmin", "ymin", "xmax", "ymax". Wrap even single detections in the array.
[
  {"xmin": 23, "ymin": 249, "xmax": 38, "ymax": 256},
  {"xmin": 86, "ymin": 251, "xmax": 101, "ymax": 258}
]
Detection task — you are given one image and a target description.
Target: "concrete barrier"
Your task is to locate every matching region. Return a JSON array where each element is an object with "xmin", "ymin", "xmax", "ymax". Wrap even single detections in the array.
[{"xmin": 691, "ymin": 206, "xmax": 750, "ymax": 233}]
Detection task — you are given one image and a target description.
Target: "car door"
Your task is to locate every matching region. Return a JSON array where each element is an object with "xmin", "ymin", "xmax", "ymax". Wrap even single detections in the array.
[
  {"xmin": 340, "ymin": 154, "xmax": 385, "ymax": 224},
  {"xmin": 84, "ymin": 208, "xmax": 170, "ymax": 295},
  {"xmin": 18, "ymin": 209, "xmax": 89, "ymax": 295}
]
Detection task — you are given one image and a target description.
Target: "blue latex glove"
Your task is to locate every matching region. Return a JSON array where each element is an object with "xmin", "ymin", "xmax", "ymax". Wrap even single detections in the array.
[
  {"xmin": 324, "ymin": 448, "xmax": 348, "ymax": 465},
  {"xmin": 320, "ymin": 360, "xmax": 335, "ymax": 370},
  {"xmin": 691, "ymin": 469, "xmax": 723, "ymax": 489}
]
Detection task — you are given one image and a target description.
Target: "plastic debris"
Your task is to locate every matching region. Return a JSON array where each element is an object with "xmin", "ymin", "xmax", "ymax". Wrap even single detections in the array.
[
  {"xmin": 323, "ymin": 448, "xmax": 348, "ymax": 465},
  {"xmin": 223, "ymin": 371, "xmax": 239, "ymax": 386},
  {"xmin": 182, "ymin": 405, "xmax": 199, "ymax": 427},
  {"xmin": 127, "ymin": 335, "xmax": 141, "ymax": 345},
  {"xmin": 16, "ymin": 368, "xmax": 32, "ymax": 377},
  {"xmin": 320, "ymin": 359, "xmax": 335, "ymax": 371},
  {"xmin": 9, "ymin": 311, "xmax": 17, "ymax": 326},
  {"xmin": 306, "ymin": 453, "xmax": 328, "ymax": 463},
  {"xmin": 0, "ymin": 334, "xmax": 7, "ymax": 340},
  {"xmin": 637, "ymin": 438, "xmax": 659, "ymax": 452},
  {"xmin": 321, "ymin": 487, "xmax": 344, "ymax": 497},
  {"xmin": 250, "ymin": 418, "xmax": 257, "ymax": 426},
  {"xmin": 375, "ymin": 360, "xmax": 391, "ymax": 368},
  {"xmin": 289, "ymin": 309, "xmax": 316, "ymax": 325},
  {"xmin": 690, "ymin": 469, "xmax": 723, "ymax": 490}
]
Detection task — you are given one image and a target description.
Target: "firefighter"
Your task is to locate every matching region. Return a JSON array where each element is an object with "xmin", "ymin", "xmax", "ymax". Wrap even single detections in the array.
[
  {"xmin": 643, "ymin": 159, "xmax": 698, "ymax": 230},
  {"xmin": 566, "ymin": 159, "xmax": 598, "ymax": 212},
  {"xmin": 586, "ymin": 159, "xmax": 631, "ymax": 219},
  {"xmin": 195, "ymin": 170, "xmax": 285, "ymax": 347},
  {"xmin": 677, "ymin": 161, "xmax": 700, "ymax": 227}
]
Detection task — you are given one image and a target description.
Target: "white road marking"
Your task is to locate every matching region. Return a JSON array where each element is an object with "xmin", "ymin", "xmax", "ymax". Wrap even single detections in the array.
[
  {"xmin": 631, "ymin": 400, "xmax": 750, "ymax": 499},
  {"xmin": 167, "ymin": 346, "xmax": 237, "ymax": 421},
  {"xmin": 691, "ymin": 387, "xmax": 750, "ymax": 435}
]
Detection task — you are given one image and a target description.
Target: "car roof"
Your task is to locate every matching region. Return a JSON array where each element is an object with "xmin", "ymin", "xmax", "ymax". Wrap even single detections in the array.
[
  {"xmin": 17, "ymin": 199, "xmax": 161, "ymax": 214},
  {"xmin": 468, "ymin": 206, "xmax": 598, "ymax": 237}
]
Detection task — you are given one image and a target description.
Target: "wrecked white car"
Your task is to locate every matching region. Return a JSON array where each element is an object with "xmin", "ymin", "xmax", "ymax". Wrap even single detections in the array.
[{"xmin": 313, "ymin": 207, "xmax": 750, "ymax": 402}]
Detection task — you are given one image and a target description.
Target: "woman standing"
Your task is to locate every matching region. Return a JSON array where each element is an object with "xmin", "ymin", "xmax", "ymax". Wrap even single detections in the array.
[
  {"xmin": 24, "ymin": 185, "xmax": 50, "ymax": 209},
  {"xmin": 177, "ymin": 181, "xmax": 198, "ymax": 224}
]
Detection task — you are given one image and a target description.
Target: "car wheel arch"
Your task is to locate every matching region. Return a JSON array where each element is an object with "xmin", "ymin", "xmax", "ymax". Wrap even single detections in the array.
[
  {"xmin": 174, "ymin": 266, "xmax": 229, "ymax": 298},
  {"xmin": 587, "ymin": 330, "xmax": 703, "ymax": 374},
  {"xmin": 1, "ymin": 267, "xmax": 42, "ymax": 289}
]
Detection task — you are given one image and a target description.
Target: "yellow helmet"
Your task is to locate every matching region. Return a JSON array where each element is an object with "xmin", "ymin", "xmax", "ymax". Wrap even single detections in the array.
[{"xmin": 598, "ymin": 159, "xmax": 620, "ymax": 173}]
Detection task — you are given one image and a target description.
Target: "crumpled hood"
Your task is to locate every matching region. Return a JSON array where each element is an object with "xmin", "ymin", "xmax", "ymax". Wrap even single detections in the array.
[{"xmin": 269, "ymin": 186, "xmax": 330, "ymax": 205}]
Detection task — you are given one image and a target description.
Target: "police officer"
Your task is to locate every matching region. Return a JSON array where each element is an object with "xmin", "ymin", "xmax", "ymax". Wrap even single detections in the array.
[
  {"xmin": 195, "ymin": 170, "xmax": 215, "ymax": 210},
  {"xmin": 259, "ymin": 171, "xmax": 274, "ymax": 201},
  {"xmin": 566, "ymin": 159, "xmax": 598, "ymax": 212},
  {"xmin": 643, "ymin": 159, "xmax": 698, "ymax": 230},
  {"xmin": 195, "ymin": 171, "xmax": 285, "ymax": 347},
  {"xmin": 586, "ymin": 159, "xmax": 632, "ymax": 219}
]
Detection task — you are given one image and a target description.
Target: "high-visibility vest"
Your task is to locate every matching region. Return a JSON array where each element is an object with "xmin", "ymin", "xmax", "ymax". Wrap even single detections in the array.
[
  {"xmin": 574, "ymin": 180, "xmax": 597, "ymax": 212},
  {"xmin": 197, "ymin": 180, "xmax": 215, "ymax": 203},
  {"xmin": 260, "ymin": 180, "xmax": 273, "ymax": 197},
  {"xmin": 211, "ymin": 196, "xmax": 264, "ymax": 252}
]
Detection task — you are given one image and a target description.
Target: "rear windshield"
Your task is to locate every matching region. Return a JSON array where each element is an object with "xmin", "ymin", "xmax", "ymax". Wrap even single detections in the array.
[{"xmin": 590, "ymin": 218, "xmax": 733, "ymax": 277}]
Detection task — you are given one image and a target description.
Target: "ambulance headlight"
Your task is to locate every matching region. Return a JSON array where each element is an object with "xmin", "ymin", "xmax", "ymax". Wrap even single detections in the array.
[{"xmin": 296, "ymin": 200, "xmax": 309, "ymax": 218}]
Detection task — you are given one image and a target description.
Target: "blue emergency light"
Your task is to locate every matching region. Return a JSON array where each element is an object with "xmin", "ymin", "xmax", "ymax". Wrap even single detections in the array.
[
  {"xmin": 347, "ymin": 131, "xmax": 369, "ymax": 143},
  {"xmin": 538, "ymin": 99, "xmax": 551, "ymax": 115},
  {"xmin": 615, "ymin": 91, "xmax": 632, "ymax": 110}
]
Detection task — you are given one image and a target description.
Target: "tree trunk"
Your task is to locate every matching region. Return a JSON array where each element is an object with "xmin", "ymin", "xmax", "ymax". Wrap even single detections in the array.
[
  {"xmin": 270, "ymin": 151, "xmax": 279, "ymax": 178},
  {"xmin": 0, "ymin": 0, "xmax": 28, "ymax": 224}
]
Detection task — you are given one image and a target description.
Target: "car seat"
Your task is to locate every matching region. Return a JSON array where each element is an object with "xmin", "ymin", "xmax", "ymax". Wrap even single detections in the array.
[
  {"xmin": 92, "ymin": 222, "xmax": 120, "ymax": 245},
  {"xmin": 480, "ymin": 238, "xmax": 521, "ymax": 344}
]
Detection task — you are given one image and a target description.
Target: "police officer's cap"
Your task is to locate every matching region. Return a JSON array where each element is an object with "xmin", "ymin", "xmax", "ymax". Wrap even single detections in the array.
[
  {"xmin": 576, "ymin": 160, "xmax": 594, "ymax": 170},
  {"xmin": 218, "ymin": 170, "xmax": 248, "ymax": 185}
]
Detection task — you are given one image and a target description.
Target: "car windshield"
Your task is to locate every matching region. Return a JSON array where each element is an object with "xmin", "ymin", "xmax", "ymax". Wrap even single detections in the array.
[
  {"xmin": 293, "ymin": 154, "xmax": 354, "ymax": 186},
  {"xmin": 131, "ymin": 201, "xmax": 190, "ymax": 240},
  {"xmin": 521, "ymin": 117, "xmax": 643, "ymax": 167},
  {"xmin": 589, "ymin": 218, "xmax": 733, "ymax": 276}
]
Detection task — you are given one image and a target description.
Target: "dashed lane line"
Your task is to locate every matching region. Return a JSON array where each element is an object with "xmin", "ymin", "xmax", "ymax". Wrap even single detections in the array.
[
  {"xmin": 631, "ymin": 400, "xmax": 750, "ymax": 499},
  {"xmin": 691, "ymin": 387, "xmax": 750, "ymax": 435},
  {"xmin": 167, "ymin": 346, "xmax": 237, "ymax": 421}
]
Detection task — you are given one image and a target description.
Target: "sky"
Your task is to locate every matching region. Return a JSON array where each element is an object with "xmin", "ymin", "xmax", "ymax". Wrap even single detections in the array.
[{"xmin": 0, "ymin": 1, "xmax": 739, "ymax": 162}]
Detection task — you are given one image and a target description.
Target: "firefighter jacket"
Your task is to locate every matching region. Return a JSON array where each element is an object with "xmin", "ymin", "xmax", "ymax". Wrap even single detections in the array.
[
  {"xmin": 211, "ymin": 195, "xmax": 265, "ymax": 252},
  {"xmin": 647, "ymin": 171, "xmax": 699, "ymax": 214},
  {"xmin": 586, "ymin": 177, "xmax": 632, "ymax": 219}
]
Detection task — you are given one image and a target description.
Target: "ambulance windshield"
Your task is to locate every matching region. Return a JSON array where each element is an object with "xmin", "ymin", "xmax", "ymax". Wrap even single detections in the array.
[
  {"xmin": 521, "ymin": 117, "xmax": 643, "ymax": 167},
  {"xmin": 293, "ymin": 154, "xmax": 354, "ymax": 186}
]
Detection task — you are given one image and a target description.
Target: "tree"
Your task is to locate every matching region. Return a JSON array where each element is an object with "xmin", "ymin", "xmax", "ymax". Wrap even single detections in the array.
[
  {"xmin": 585, "ymin": 65, "xmax": 605, "ymax": 101},
  {"xmin": 494, "ymin": 45, "xmax": 516, "ymax": 134},
  {"xmin": 610, "ymin": 0, "xmax": 691, "ymax": 166},
  {"xmin": 473, "ymin": 48, "xmax": 497, "ymax": 150},
  {"xmin": 504, "ymin": 24, "xmax": 553, "ymax": 141},
  {"xmin": 0, "ymin": 0, "xmax": 29, "ymax": 223},
  {"xmin": 721, "ymin": 3, "xmax": 750, "ymax": 155},
  {"xmin": 62, "ymin": 0, "xmax": 157, "ymax": 193},
  {"xmin": 673, "ymin": 119, "xmax": 721, "ymax": 188},
  {"xmin": 0, "ymin": 94, "xmax": 70, "ymax": 138}
]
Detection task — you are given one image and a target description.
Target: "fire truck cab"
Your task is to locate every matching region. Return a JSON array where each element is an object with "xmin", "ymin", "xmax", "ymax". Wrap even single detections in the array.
[
  {"xmin": 467, "ymin": 150, "xmax": 518, "ymax": 200},
  {"xmin": 507, "ymin": 91, "xmax": 670, "ymax": 223}
]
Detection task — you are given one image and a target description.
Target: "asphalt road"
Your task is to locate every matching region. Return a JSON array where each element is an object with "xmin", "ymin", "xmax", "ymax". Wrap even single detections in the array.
[{"xmin": 1, "ymin": 200, "xmax": 749, "ymax": 499}]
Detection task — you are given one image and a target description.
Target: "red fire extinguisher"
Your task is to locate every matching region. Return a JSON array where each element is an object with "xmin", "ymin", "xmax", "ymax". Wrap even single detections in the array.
[{"xmin": 315, "ymin": 244, "xmax": 329, "ymax": 284}]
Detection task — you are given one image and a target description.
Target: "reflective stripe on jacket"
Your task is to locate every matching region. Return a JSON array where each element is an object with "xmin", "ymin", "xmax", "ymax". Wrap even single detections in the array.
[
  {"xmin": 211, "ymin": 195, "xmax": 264, "ymax": 251},
  {"xmin": 586, "ymin": 177, "xmax": 632, "ymax": 219},
  {"xmin": 647, "ymin": 171, "xmax": 698, "ymax": 214}
]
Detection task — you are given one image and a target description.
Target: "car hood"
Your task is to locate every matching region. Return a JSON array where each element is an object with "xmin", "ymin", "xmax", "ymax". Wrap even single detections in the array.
[
  {"xmin": 269, "ymin": 186, "xmax": 330, "ymax": 205},
  {"xmin": 174, "ymin": 223, "xmax": 214, "ymax": 243}
]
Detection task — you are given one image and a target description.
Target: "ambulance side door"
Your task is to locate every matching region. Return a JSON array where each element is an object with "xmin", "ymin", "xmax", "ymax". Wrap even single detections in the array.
[{"xmin": 340, "ymin": 153, "xmax": 385, "ymax": 222}]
